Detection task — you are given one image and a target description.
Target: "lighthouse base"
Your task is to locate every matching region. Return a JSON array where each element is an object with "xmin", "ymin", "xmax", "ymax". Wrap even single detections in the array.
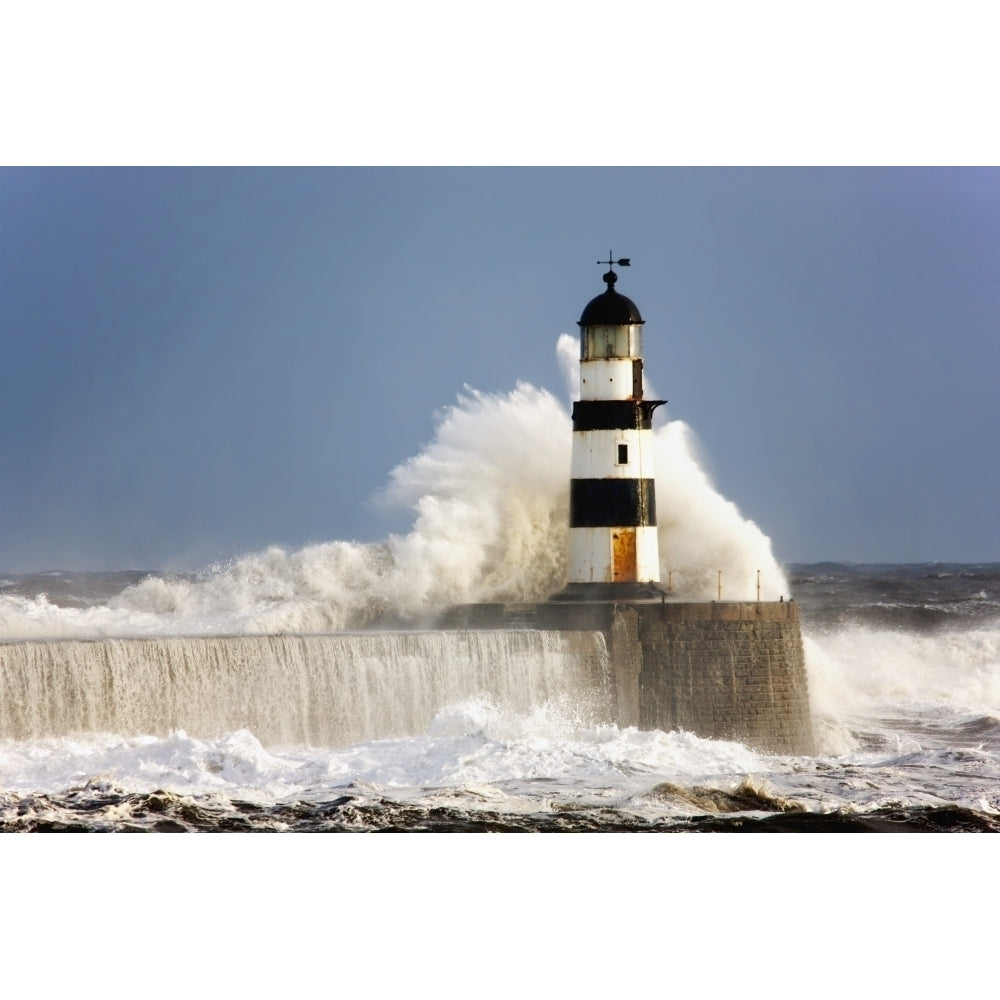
[{"xmin": 547, "ymin": 581, "xmax": 669, "ymax": 602}]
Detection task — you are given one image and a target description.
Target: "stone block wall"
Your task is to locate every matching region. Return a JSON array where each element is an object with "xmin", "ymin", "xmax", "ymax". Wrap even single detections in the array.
[{"xmin": 626, "ymin": 602, "xmax": 813, "ymax": 754}]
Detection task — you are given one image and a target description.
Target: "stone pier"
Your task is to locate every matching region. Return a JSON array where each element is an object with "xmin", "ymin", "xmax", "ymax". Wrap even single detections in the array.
[{"xmin": 440, "ymin": 600, "xmax": 814, "ymax": 755}]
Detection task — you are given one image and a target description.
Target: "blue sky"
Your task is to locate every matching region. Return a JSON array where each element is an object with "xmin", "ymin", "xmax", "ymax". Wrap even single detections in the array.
[{"xmin": 1, "ymin": 166, "xmax": 997, "ymax": 570}]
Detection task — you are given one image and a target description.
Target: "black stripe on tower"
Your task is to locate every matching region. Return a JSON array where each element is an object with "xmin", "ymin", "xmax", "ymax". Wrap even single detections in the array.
[
  {"xmin": 572, "ymin": 400, "xmax": 666, "ymax": 431},
  {"xmin": 569, "ymin": 479, "xmax": 657, "ymax": 528}
]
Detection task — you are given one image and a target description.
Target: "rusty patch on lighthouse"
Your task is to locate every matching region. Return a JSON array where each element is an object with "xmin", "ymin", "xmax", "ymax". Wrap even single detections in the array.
[{"xmin": 612, "ymin": 528, "xmax": 637, "ymax": 582}]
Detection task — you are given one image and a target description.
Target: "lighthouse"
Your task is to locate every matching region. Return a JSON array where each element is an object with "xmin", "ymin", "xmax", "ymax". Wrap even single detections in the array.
[
  {"xmin": 451, "ymin": 257, "xmax": 814, "ymax": 755},
  {"xmin": 551, "ymin": 256, "xmax": 667, "ymax": 601}
]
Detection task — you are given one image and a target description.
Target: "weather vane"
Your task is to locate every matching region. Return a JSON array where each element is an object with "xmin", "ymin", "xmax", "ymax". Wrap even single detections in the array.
[{"xmin": 597, "ymin": 251, "xmax": 631, "ymax": 271}]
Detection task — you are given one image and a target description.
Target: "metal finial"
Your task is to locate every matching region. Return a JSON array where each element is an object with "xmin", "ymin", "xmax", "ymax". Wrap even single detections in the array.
[{"xmin": 597, "ymin": 251, "xmax": 630, "ymax": 288}]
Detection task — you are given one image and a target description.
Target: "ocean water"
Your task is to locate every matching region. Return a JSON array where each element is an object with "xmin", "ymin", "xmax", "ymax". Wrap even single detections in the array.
[
  {"xmin": 1, "ymin": 563, "xmax": 997, "ymax": 832},
  {"xmin": 1, "ymin": 353, "xmax": 997, "ymax": 832}
]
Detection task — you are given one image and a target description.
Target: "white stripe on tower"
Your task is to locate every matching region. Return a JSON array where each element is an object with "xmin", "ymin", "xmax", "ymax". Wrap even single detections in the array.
[{"xmin": 552, "ymin": 257, "xmax": 666, "ymax": 601}]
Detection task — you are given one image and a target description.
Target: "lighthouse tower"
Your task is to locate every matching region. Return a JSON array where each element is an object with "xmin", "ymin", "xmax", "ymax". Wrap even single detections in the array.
[{"xmin": 551, "ymin": 256, "xmax": 666, "ymax": 601}]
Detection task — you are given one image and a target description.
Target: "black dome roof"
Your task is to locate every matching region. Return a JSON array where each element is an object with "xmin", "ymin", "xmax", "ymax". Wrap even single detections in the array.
[{"xmin": 578, "ymin": 270, "xmax": 644, "ymax": 326}]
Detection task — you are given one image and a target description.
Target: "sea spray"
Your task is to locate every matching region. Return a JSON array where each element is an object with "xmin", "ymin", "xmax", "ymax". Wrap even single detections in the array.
[
  {"xmin": 803, "ymin": 624, "xmax": 1000, "ymax": 720},
  {"xmin": 0, "ymin": 340, "xmax": 788, "ymax": 638},
  {"xmin": 653, "ymin": 421, "xmax": 786, "ymax": 600}
]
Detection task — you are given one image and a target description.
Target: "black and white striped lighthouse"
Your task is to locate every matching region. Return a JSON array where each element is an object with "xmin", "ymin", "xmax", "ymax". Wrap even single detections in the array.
[{"xmin": 551, "ymin": 256, "xmax": 667, "ymax": 601}]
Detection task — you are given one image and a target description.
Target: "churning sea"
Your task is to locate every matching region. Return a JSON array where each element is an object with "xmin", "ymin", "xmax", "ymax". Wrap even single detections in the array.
[{"xmin": 1, "ymin": 562, "xmax": 997, "ymax": 833}]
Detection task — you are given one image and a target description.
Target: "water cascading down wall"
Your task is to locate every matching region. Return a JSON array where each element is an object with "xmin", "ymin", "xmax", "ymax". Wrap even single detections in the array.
[{"xmin": 0, "ymin": 631, "xmax": 612, "ymax": 747}]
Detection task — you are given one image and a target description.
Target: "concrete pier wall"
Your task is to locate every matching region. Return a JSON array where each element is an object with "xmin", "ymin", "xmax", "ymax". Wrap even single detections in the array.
[{"xmin": 440, "ymin": 600, "xmax": 814, "ymax": 754}]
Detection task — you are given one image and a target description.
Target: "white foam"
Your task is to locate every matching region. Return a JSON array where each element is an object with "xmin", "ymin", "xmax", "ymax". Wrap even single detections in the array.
[{"xmin": 0, "ymin": 702, "xmax": 766, "ymax": 800}]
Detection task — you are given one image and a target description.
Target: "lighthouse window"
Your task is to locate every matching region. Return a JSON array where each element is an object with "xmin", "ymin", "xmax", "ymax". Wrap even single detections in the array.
[
  {"xmin": 617, "ymin": 443, "xmax": 629, "ymax": 465},
  {"xmin": 583, "ymin": 325, "xmax": 631, "ymax": 360},
  {"xmin": 630, "ymin": 326, "xmax": 643, "ymax": 358}
]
